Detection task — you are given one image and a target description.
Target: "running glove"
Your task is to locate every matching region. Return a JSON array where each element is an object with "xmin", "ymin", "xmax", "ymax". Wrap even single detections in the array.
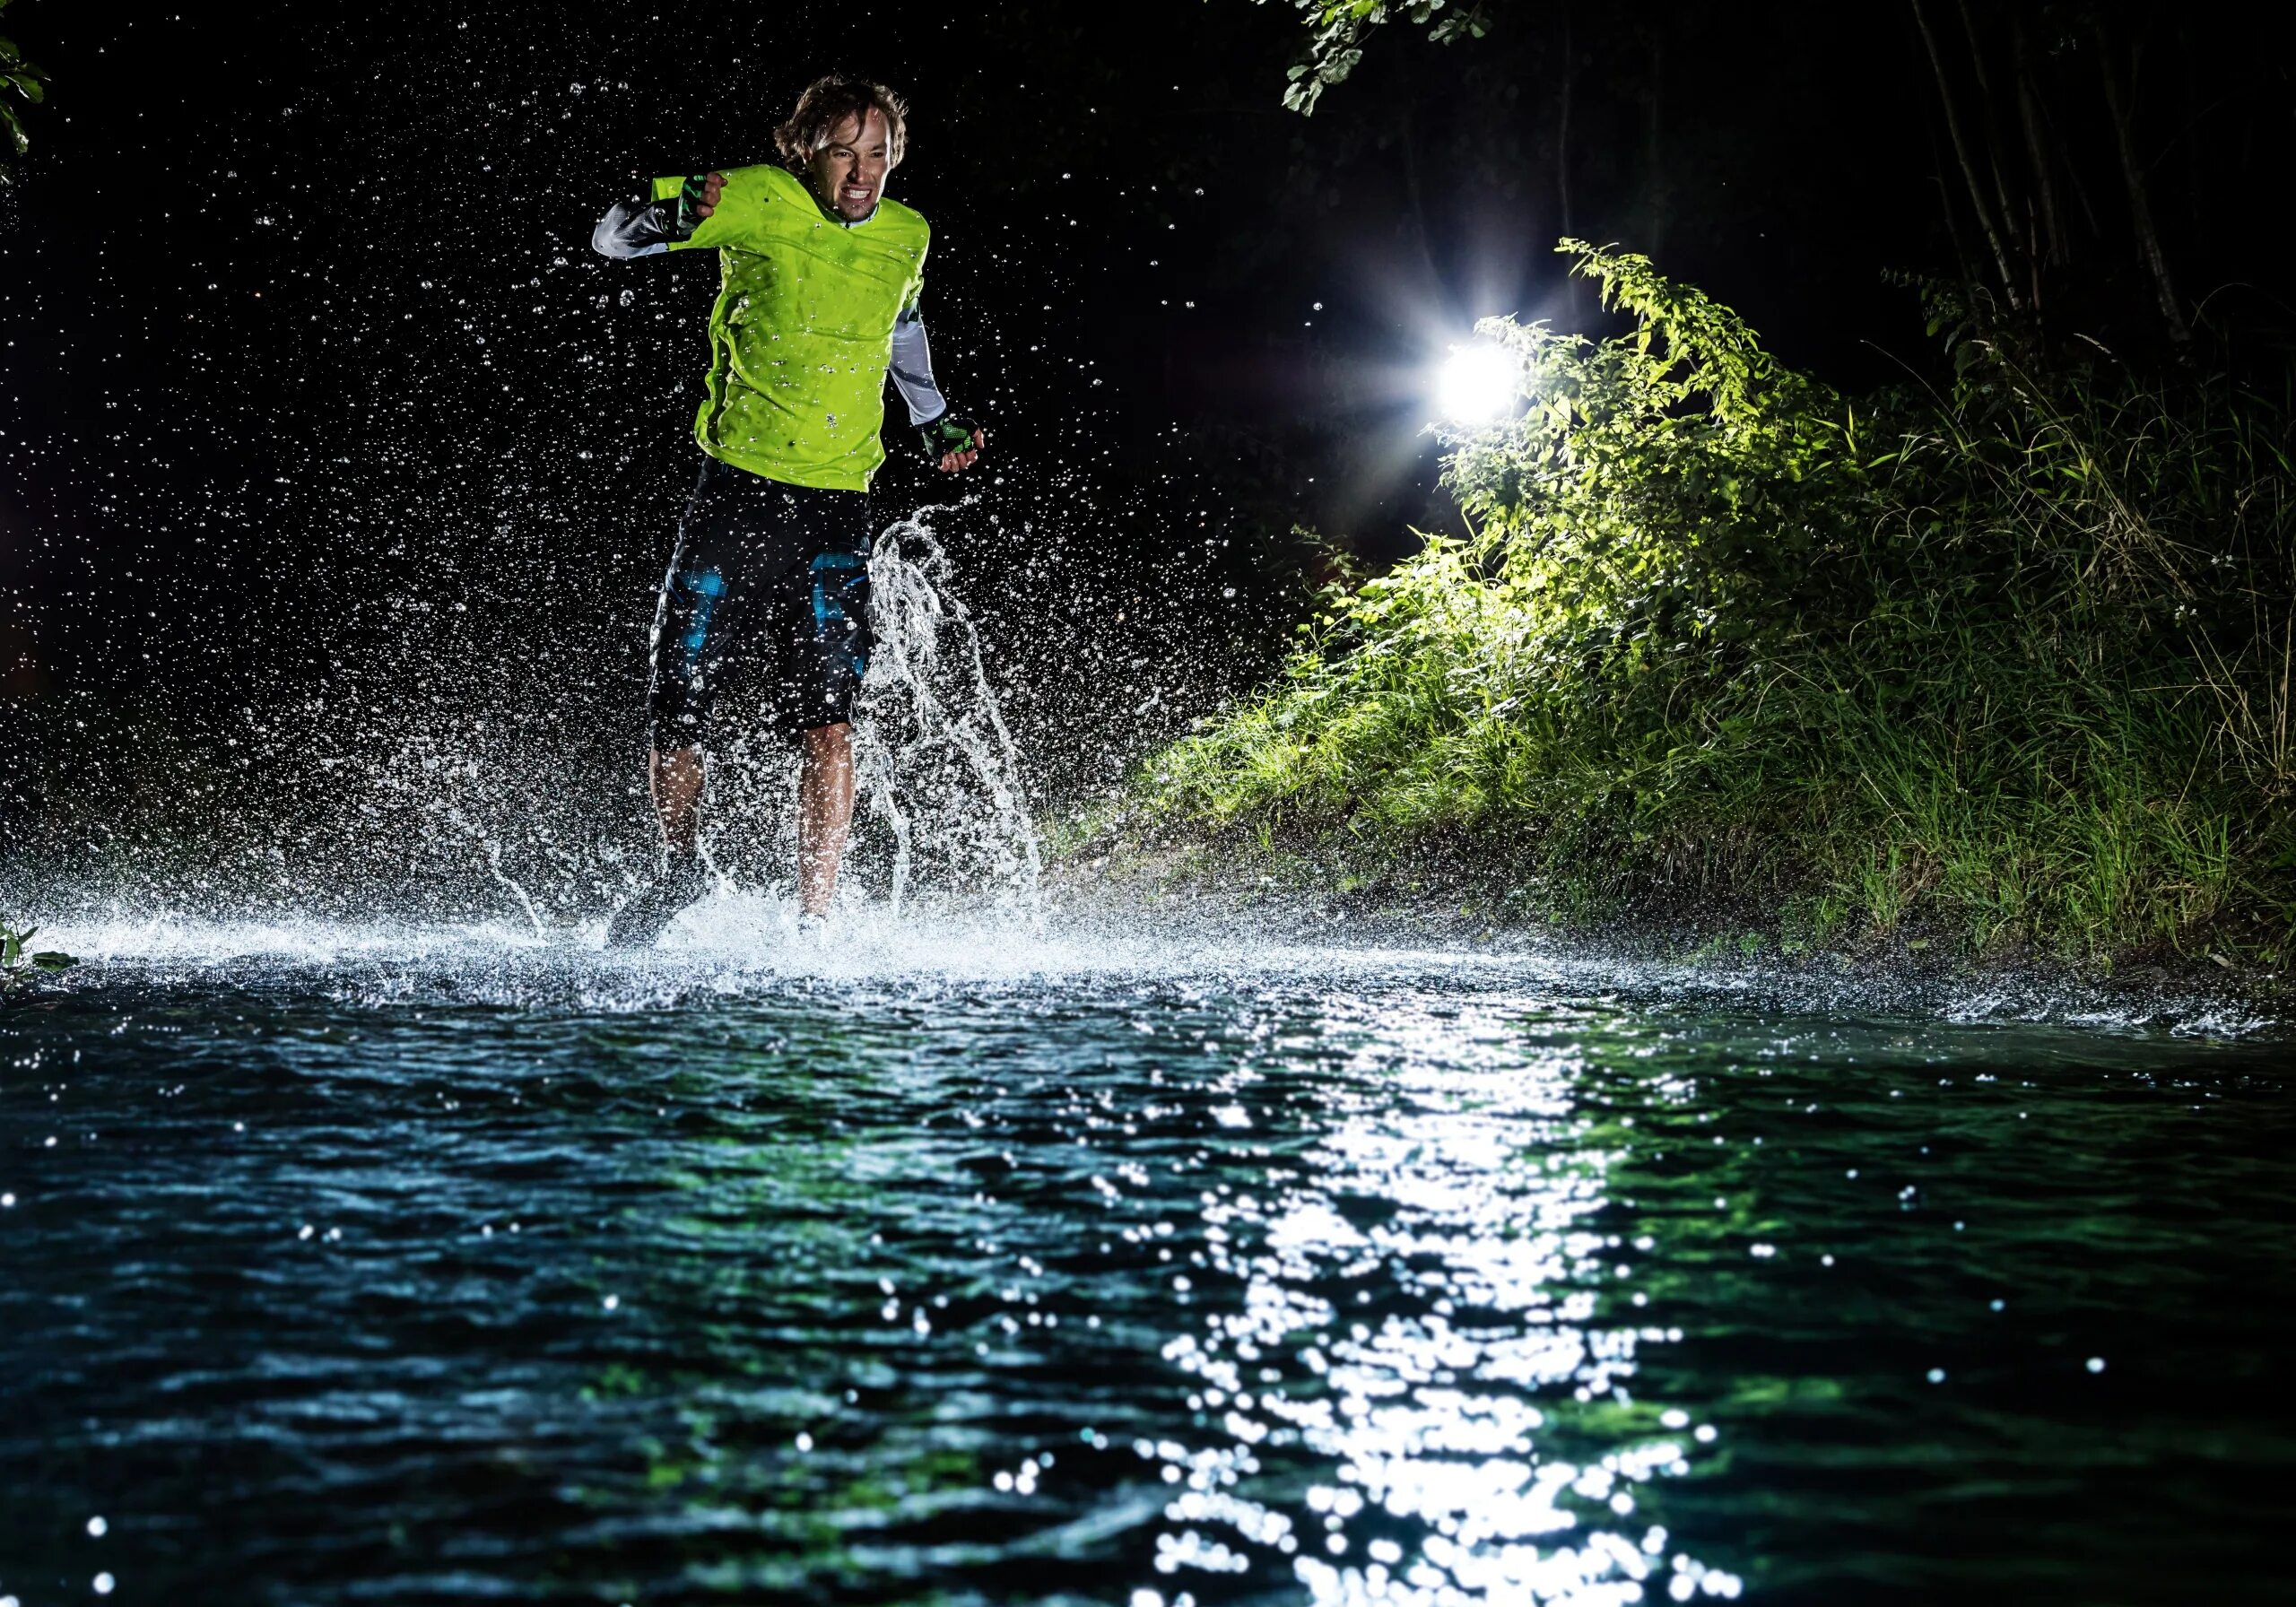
[
  {"xmin": 920, "ymin": 413, "xmax": 983, "ymax": 465},
  {"xmin": 674, "ymin": 173, "xmax": 713, "ymax": 239}
]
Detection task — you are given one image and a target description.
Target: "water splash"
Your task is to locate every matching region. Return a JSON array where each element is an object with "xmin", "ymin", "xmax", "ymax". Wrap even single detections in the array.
[
  {"xmin": 446, "ymin": 798, "xmax": 551, "ymax": 939},
  {"xmin": 198, "ymin": 503, "xmax": 1047, "ymax": 933},
  {"xmin": 854, "ymin": 506, "xmax": 1042, "ymax": 916}
]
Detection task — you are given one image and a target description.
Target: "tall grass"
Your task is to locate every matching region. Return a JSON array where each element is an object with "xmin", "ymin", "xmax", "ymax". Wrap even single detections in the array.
[{"xmin": 1142, "ymin": 245, "xmax": 2296, "ymax": 962}]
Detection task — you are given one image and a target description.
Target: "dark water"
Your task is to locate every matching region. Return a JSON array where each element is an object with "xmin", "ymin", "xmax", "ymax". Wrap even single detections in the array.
[{"xmin": 3, "ymin": 915, "xmax": 2290, "ymax": 1606}]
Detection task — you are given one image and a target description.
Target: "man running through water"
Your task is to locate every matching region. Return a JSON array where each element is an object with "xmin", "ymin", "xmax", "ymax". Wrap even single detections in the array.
[{"xmin": 591, "ymin": 74, "xmax": 986, "ymax": 947}]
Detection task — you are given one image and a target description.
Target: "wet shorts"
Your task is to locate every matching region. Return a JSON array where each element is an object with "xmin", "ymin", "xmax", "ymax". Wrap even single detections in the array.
[{"xmin": 646, "ymin": 456, "xmax": 875, "ymax": 750}]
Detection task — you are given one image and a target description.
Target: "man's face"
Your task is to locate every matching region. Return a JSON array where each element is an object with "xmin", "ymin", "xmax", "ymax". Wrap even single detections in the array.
[{"xmin": 807, "ymin": 108, "xmax": 892, "ymax": 222}]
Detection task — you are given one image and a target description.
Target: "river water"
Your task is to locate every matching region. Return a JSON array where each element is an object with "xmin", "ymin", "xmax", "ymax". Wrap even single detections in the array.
[{"xmin": 1, "ymin": 909, "xmax": 2289, "ymax": 1606}]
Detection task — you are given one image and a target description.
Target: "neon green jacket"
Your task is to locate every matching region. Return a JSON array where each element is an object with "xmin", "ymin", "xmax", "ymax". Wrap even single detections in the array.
[{"xmin": 650, "ymin": 163, "xmax": 930, "ymax": 492}]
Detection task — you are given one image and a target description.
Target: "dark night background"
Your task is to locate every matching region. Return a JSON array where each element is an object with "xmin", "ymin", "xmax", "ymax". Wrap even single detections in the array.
[{"xmin": 4, "ymin": 0, "xmax": 2292, "ymax": 906}]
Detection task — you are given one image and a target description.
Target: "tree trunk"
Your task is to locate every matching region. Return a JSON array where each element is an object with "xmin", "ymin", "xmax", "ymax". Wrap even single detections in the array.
[
  {"xmin": 1395, "ymin": 99, "xmax": 1446, "ymax": 301},
  {"xmin": 1556, "ymin": 2, "xmax": 1578, "ymax": 318},
  {"xmin": 2094, "ymin": 18, "xmax": 2192, "ymax": 351},
  {"xmin": 1910, "ymin": 0, "xmax": 2022, "ymax": 311},
  {"xmin": 1923, "ymin": 111, "xmax": 1986, "ymax": 298},
  {"xmin": 1645, "ymin": 25, "xmax": 1668, "ymax": 257},
  {"xmin": 2011, "ymin": 13, "xmax": 2065, "ymax": 270},
  {"xmin": 1953, "ymin": 0, "xmax": 2026, "ymax": 291},
  {"xmin": 2178, "ymin": 20, "xmax": 2207, "ymax": 256},
  {"xmin": 1556, "ymin": 1, "xmax": 1575, "ymax": 241},
  {"xmin": 2035, "ymin": 74, "xmax": 2107, "ymax": 244}
]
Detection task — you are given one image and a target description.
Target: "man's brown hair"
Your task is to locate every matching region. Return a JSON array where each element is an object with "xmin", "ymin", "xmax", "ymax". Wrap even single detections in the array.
[{"xmin": 774, "ymin": 74, "xmax": 909, "ymax": 170}]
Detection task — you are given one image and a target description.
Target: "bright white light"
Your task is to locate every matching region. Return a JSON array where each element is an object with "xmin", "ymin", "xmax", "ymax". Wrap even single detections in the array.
[{"xmin": 1436, "ymin": 341, "xmax": 1518, "ymax": 423}]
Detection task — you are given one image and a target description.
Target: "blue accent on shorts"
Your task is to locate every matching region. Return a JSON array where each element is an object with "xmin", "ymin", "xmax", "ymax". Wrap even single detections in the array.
[
  {"xmin": 811, "ymin": 552, "xmax": 869, "ymax": 676},
  {"xmin": 679, "ymin": 568, "xmax": 727, "ymax": 672}
]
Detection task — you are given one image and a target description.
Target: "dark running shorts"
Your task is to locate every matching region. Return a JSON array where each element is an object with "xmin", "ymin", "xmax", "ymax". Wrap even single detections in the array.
[{"xmin": 646, "ymin": 457, "xmax": 875, "ymax": 750}]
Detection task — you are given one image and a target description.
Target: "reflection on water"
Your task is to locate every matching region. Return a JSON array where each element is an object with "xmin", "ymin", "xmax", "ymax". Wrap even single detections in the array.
[
  {"xmin": 1155, "ymin": 996, "xmax": 1734, "ymax": 1606},
  {"xmin": 0, "ymin": 915, "xmax": 2289, "ymax": 1605}
]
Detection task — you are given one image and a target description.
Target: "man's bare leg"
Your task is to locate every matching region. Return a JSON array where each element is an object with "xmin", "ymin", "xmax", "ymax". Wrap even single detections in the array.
[
  {"xmin": 604, "ymin": 744, "xmax": 710, "ymax": 949},
  {"xmin": 797, "ymin": 722, "xmax": 856, "ymax": 917},
  {"xmin": 651, "ymin": 744, "xmax": 706, "ymax": 857}
]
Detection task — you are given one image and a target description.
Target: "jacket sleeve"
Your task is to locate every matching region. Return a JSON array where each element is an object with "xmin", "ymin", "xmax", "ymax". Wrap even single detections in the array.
[
  {"xmin": 888, "ymin": 304, "xmax": 949, "ymax": 426},
  {"xmin": 590, "ymin": 193, "xmax": 678, "ymax": 259}
]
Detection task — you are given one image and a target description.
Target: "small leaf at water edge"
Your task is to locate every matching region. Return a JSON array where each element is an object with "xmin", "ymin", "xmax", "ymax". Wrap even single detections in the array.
[{"xmin": 30, "ymin": 952, "xmax": 76, "ymax": 971}]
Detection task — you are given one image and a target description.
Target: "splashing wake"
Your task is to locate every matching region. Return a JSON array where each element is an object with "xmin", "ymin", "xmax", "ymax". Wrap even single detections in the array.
[{"xmin": 852, "ymin": 506, "xmax": 1042, "ymax": 917}]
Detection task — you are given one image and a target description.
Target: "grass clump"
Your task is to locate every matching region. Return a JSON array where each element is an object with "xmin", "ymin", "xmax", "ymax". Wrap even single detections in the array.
[
  {"xmin": 1, "ymin": 919, "xmax": 76, "ymax": 999},
  {"xmin": 1143, "ymin": 243, "xmax": 2296, "ymax": 964}
]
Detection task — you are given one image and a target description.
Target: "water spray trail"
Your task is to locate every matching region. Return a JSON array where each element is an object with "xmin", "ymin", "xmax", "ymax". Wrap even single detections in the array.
[
  {"xmin": 359, "ymin": 734, "xmax": 558, "ymax": 935},
  {"xmin": 436, "ymin": 798, "xmax": 551, "ymax": 939},
  {"xmin": 855, "ymin": 507, "xmax": 1042, "ymax": 917}
]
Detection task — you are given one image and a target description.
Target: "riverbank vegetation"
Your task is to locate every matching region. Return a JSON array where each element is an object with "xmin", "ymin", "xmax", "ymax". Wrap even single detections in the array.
[
  {"xmin": 1, "ymin": 919, "xmax": 74, "ymax": 997},
  {"xmin": 1133, "ymin": 244, "xmax": 2295, "ymax": 965},
  {"xmin": 0, "ymin": 0, "xmax": 49, "ymax": 178}
]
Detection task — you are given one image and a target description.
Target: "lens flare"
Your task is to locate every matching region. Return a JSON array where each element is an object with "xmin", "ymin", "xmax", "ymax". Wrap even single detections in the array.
[{"xmin": 1437, "ymin": 342, "xmax": 1519, "ymax": 424}]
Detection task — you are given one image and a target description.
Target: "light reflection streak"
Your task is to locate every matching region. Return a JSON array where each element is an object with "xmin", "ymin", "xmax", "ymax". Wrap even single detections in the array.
[{"xmin": 1149, "ymin": 998, "xmax": 1744, "ymax": 1603}]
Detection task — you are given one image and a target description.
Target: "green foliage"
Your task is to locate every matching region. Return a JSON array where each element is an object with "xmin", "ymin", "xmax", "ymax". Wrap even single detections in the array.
[
  {"xmin": 1, "ymin": 918, "xmax": 76, "ymax": 996},
  {"xmin": 1144, "ymin": 242, "xmax": 2296, "ymax": 961},
  {"xmin": 1255, "ymin": 0, "xmax": 1493, "ymax": 114},
  {"xmin": 0, "ymin": 0, "xmax": 49, "ymax": 172}
]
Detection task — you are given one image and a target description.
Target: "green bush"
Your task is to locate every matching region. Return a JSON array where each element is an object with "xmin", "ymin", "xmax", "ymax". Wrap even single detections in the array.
[
  {"xmin": 1, "ymin": 919, "xmax": 76, "ymax": 997},
  {"xmin": 1145, "ymin": 243, "xmax": 2296, "ymax": 961}
]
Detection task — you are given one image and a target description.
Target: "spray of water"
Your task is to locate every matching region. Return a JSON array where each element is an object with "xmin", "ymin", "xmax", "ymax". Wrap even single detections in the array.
[
  {"xmin": 852, "ymin": 507, "xmax": 1042, "ymax": 917},
  {"xmin": 329, "ymin": 505, "xmax": 1042, "ymax": 937}
]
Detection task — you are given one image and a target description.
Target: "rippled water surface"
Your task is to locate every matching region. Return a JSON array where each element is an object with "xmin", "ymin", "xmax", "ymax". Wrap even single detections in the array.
[{"xmin": 4, "ymin": 910, "xmax": 2291, "ymax": 1605}]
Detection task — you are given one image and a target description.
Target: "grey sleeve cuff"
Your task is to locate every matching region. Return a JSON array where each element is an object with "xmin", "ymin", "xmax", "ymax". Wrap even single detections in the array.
[
  {"xmin": 888, "ymin": 304, "xmax": 949, "ymax": 426},
  {"xmin": 592, "ymin": 196, "xmax": 674, "ymax": 259}
]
